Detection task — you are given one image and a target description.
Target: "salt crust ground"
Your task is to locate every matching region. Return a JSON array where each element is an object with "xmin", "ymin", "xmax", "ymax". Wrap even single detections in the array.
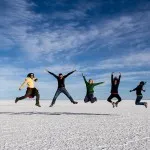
[{"xmin": 0, "ymin": 100, "xmax": 149, "ymax": 150}]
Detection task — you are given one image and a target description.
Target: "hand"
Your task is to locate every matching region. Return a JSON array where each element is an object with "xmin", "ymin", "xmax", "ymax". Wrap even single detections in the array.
[
  {"xmin": 82, "ymin": 73, "xmax": 84, "ymax": 76},
  {"xmin": 34, "ymin": 78, "xmax": 38, "ymax": 82},
  {"xmin": 73, "ymin": 69, "xmax": 76, "ymax": 72},
  {"xmin": 119, "ymin": 72, "xmax": 121, "ymax": 75},
  {"xmin": 143, "ymin": 90, "xmax": 146, "ymax": 92},
  {"xmin": 19, "ymin": 88, "xmax": 21, "ymax": 91},
  {"xmin": 129, "ymin": 90, "xmax": 132, "ymax": 92},
  {"xmin": 112, "ymin": 72, "xmax": 114, "ymax": 75}
]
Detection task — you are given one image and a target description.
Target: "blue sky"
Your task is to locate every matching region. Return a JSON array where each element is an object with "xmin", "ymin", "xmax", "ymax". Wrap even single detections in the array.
[{"xmin": 0, "ymin": 0, "xmax": 150, "ymax": 100}]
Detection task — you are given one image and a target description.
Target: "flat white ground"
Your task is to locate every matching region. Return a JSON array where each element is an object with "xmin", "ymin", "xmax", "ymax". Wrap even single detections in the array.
[{"xmin": 0, "ymin": 100, "xmax": 149, "ymax": 150}]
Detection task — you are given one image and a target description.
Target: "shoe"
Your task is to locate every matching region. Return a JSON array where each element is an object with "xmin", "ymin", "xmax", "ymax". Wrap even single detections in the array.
[
  {"xmin": 112, "ymin": 102, "xmax": 115, "ymax": 108},
  {"xmin": 115, "ymin": 102, "xmax": 118, "ymax": 107},
  {"xmin": 91, "ymin": 100, "xmax": 96, "ymax": 103},
  {"xmin": 35, "ymin": 104, "xmax": 41, "ymax": 107},
  {"xmin": 49, "ymin": 104, "xmax": 54, "ymax": 107},
  {"xmin": 73, "ymin": 101, "xmax": 78, "ymax": 104},
  {"xmin": 144, "ymin": 102, "xmax": 148, "ymax": 108},
  {"xmin": 15, "ymin": 97, "xmax": 19, "ymax": 103}
]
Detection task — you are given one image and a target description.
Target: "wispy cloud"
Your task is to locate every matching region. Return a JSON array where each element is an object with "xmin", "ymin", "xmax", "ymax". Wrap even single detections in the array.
[
  {"xmin": 0, "ymin": 0, "xmax": 150, "ymax": 99},
  {"xmin": 80, "ymin": 50, "xmax": 150, "ymax": 71},
  {"xmin": 1, "ymin": 0, "xmax": 150, "ymax": 63}
]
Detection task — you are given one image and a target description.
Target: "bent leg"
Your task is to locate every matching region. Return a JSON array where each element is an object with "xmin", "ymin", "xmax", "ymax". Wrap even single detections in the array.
[
  {"xmin": 115, "ymin": 94, "xmax": 122, "ymax": 103},
  {"xmin": 84, "ymin": 95, "xmax": 90, "ymax": 103},
  {"xmin": 89, "ymin": 94, "xmax": 97, "ymax": 103},
  {"xmin": 34, "ymin": 88, "xmax": 40, "ymax": 105},
  {"xmin": 107, "ymin": 94, "xmax": 114, "ymax": 103},
  {"xmin": 17, "ymin": 88, "xmax": 33, "ymax": 101},
  {"xmin": 135, "ymin": 96, "xmax": 144, "ymax": 105}
]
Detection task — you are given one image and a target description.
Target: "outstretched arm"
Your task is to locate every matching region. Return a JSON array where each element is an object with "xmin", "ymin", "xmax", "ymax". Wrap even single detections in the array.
[
  {"xmin": 64, "ymin": 70, "xmax": 76, "ymax": 78},
  {"xmin": 93, "ymin": 82, "xmax": 105, "ymax": 86},
  {"xmin": 130, "ymin": 87, "xmax": 137, "ymax": 92},
  {"xmin": 45, "ymin": 69, "xmax": 58, "ymax": 78},
  {"xmin": 19, "ymin": 79, "xmax": 28, "ymax": 90},
  {"xmin": 33, "ymin": 78, "xmax": 38, "ymax": 82}
]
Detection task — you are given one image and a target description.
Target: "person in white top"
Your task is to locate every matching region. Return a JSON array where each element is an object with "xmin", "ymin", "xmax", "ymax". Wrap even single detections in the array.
[{"xmin": 15, "ymin": 73, "xmax": 41, "ymax": 107}]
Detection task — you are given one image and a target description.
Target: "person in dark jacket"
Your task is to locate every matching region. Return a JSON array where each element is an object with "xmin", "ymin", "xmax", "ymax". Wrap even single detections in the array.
[
  {"xmin": 46, "ymin": 69, "xmax": 78, "ymax": 107},
  {"xmin": 130, "ymin": 81, "xmax": 147, "ymax": 108},
  {"xmin": 82, "ymin": 74, "xmax": 104, "ymax": 103},
  {"xmin": 107, "ymin": 72, "xmax": 122, "ymax": 108},
  {"xmin": 15, "ymin": 73, "xmax": 41, "ymax": 107}
]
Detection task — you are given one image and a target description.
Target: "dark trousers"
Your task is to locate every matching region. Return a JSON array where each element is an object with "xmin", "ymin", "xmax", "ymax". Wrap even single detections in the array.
[
  {"xmin": 51, "ymin": 87, "xmax": 75, "ymax": 105},
  {"xmin": 17, "ymin": 88, "xmax": 40, "ymax": 104},
  {"xmin": 135, "ymin": 95, "xmax": 144, "ymax": 105},
  {"xmin": 107, "ymin": 94, "xmax": 122, "ymax": 103},
  {"xmin": 84, "ymin": 93, "xmax": 97, "ymax": 103}
]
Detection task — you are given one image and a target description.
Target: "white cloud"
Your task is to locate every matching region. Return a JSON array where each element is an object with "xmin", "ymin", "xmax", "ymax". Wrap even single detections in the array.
[
  {"xmin": 1, "ymin": 0, "xmax": 150, "ymax": 63},
  {"xmin": 81, "ymin": 50, "xmax": 150, "ymax": 71}
]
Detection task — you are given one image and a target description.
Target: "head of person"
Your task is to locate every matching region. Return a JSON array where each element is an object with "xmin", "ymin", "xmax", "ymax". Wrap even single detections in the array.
[
  {"xmin": 140, "ymin": 81, "xmax": 146, "ymax": 86},
  {"xmin": 113, "ymin": 77, "xmax": 118, "ymax": 85},
  {"xmin": 59, "ymin": 73, "xmax": 63, "ymax": 79},
  {"xmin": 27, "ymin": 73, "xmax": 34, "ymax": 79},
  {"xmin": 89, "ymin": 79, "xmax": 93, "ymax": 84}
]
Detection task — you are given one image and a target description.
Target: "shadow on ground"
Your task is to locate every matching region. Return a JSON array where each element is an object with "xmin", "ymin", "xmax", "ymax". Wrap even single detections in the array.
[{"xmin": 0, "ymin": 112, "xmax": 119, "ymax": 116}]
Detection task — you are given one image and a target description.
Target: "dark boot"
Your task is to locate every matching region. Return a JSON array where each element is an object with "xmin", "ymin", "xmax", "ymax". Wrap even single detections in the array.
[
  {"xmin": 15, "ymin": 97, "xmax": 19, "ymax": 103},
  {"xmin": 72, "ymin": 101, "xmax": 78, "ymax": 104},
  {"xmin": 115, "ymin": 102, "xmax": 119, "ymax": 107},
  {"xmin": 112, "ymin": 102, "xmax": 115, "ymax": 108},
  {"xmin": 49, "ymin": 104, "xmax": 54, "ymax": 107},
  {"xmin": 35, "ymin": 103, "xmax": 41, "ymax": 107},
  {"xmin": 144, "ymin": 102, "xmax": 148, "ymax": 108}
]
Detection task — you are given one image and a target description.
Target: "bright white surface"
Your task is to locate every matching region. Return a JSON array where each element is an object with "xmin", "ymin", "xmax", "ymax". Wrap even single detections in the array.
[{"xmin": 0, "ymin": 100, "xmax": 149, "ymax": 150}]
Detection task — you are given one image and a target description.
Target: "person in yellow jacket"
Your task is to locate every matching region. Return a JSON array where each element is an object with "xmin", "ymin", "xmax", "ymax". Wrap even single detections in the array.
[{"xmin": 15, "ymin": 73, "xmax": 41, "ymax": 107}]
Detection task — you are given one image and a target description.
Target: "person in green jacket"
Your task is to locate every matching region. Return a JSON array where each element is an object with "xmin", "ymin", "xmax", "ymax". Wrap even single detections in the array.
[{"xmin": 82, "ymin": 74, "xmax": 104, "ymax": 103}]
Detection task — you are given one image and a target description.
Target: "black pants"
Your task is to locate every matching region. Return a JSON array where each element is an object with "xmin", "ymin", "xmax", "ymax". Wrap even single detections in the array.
[
  {"xmin": 135, "ymin": 95, "xmax": 145, "ymax": 105},
  {"xmin": 17, "ymin": 88, "xmax": 40, "ymax": 104},
  {"xmin": 51, "ymin": 87, "xmax": 75, "ymax": 105},
  {"xmin": 84, "ymin": 93, "xmax": 97, "ymax": 103},
  {"xmin": 107, "ymin": 94, "xmax": 121, "ymax": 103}
]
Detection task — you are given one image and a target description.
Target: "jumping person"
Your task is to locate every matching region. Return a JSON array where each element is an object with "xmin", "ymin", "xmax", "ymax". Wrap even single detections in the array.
[
  {"xmin": 46, "ymin": 69, "xmax": 78, "ymax": 107},
  {"xmin": 107, "ymin": 72, "xmax": 122, "ymax": 108},
  {"xmin": 15, "ymin": 73, "xmax": 41, "ymax": 107},
  {"xmin": 130, "ymin": 81, "xmax": 147, "ymax": 108},
  {"xmin": 82, "ymin": 74, "xmax": 104, "ymax": 103}
]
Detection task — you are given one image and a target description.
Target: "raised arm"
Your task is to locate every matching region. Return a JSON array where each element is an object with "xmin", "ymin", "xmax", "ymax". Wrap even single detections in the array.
[
  {"xmin": 93, "ymin": 82, "xmax": 105, "ymax": 86},
  {"xmin": 64, "ymin": 70, "xmax": 76, "ymax": 78},
  {"xmin": 45, "ymin": 69, "xmax": 58, "ymax": 78},
  {"xmin": 118, "ymin": 72, "xmax": 121, "ymax": 84},
  {"xmin": 82, "ymin": 74, "xmax": 88, "ymax": 84},
  {"xmin": 111, "ymin": 72, "xmax": 114, "ymax": 84}
]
